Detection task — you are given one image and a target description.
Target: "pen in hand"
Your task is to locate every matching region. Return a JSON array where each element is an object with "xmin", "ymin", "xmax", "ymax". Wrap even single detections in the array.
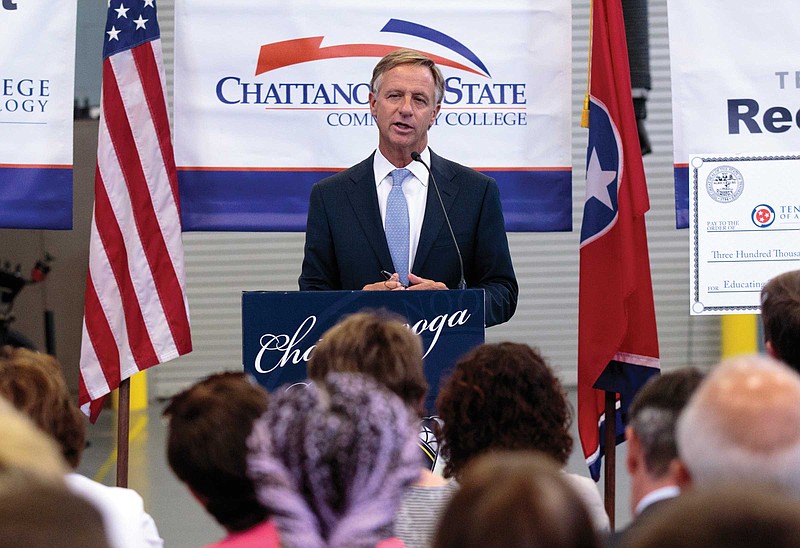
[{"xmin": 380, "ymin": 270, "xmax": 407, "ymax": 288}]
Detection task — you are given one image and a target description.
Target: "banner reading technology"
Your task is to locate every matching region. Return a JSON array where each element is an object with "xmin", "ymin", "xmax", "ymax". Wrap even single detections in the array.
[{"xmin": 0, "ymin": 1, "xmax": 76, "ymax": 229}]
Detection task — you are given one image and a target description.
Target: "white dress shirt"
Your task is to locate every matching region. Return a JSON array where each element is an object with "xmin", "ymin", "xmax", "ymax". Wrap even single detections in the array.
[
  {"xmin": 66, "ymin": 472, "xmax": 163, "ymax": 547},
  {"xmin": 373, "ymin": 148, "xmax": 429, "ymax": 273}
]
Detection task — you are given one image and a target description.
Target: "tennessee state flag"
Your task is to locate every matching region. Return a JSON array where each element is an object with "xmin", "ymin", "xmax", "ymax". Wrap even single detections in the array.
[{"xmin": 578, "ymin": 0, "xmax": 660, "ymax": 481}]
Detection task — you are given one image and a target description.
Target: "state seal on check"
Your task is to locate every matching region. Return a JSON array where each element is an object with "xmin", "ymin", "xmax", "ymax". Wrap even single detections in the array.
[{"xmin": 706, "ymin": 165, "xmax": 744, "ymax": 203}]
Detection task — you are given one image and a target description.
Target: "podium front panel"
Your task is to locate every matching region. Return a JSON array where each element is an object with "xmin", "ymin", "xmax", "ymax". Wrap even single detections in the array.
[{"xmin": 242, "ymin": 289, "xmax": 485, "ymax": 411}]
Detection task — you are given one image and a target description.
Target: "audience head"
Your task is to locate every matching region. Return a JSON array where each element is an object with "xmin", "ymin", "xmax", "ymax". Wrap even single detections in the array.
[
  {"xmin": 626, "ymin": 368, "xmax": 704, "ymax": 487},
  {"xmin": 760, "ymin": 270, "xmax": 800, "ymax": 371},
  {"xmin": 0, "ymin": 346, "xmax": 86, "ymax": 468},
  {"xmin": 248, "ymin": 373, "xmax": 420, "ymax": 548},
  {"xmin": 627, "ymin": 484, "xmax": 800, "ymax": 548},
  {"xmin": 0, "ymin": 396, "xmax": 67, "ymax": 483},
  {"xmin": 371, "ymin": 48, "xmax": 446, "ymax": 105},
  {"xmin": 434, "ymin": 451, "xmax": 599, "ymax": 548},
  {"xmin": 436, "ymin": 342, "xmax": 572, "ymax": 478},
  {"xmin": 677, "ymin": 354, "xmax": 800, "ymax": 495},
  {"xmin": 0, "ymin": 469, "xmax": 109, "ymax": 548},
  {"xmin": 0, "ymin": 397, "xmax": 89, "ymax": 545},
  {"xmin": 163, "ymin": 372, "xmax": 269, "ymax": 533},
  {"xmin": 308, "ymin": 310, "xmax": 427, "ymax": 415}
]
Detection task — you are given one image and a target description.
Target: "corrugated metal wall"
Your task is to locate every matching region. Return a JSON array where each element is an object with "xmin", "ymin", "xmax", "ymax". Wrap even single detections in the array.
[{"xmin": 151, "ymin": 0, "xmax": 720, "ymax": 398}]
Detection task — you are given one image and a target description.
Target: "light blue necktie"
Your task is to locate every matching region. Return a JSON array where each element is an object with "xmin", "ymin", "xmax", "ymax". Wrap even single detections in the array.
[{"xmin": 386, "ymin": 168, "xmax": 411, "ymax": 286}]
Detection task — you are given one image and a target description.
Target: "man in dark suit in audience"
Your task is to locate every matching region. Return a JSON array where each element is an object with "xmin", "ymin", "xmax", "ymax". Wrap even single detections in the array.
[
  {"xmin": 607, "ymin": 368, "xmax": 704, "ymax": 547},
  {"xmin": 299, "ymin": 49, "xmax": 518, "ymax": 327}
]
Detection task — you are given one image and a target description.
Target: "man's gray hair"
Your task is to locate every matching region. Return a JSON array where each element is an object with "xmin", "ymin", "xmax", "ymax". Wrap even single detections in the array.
[
  {"xmin": 370, "ymin": 48, "xmax": 445, "ymax": 105},
  {"xmin": 630, "ymin": 408, "xmax": 680, "ymax": 477},
  {"xmin": 628, "ymin": 367, "xmax": 704, "ymax": 478},
  {"xmin": 677, "ymin": 355, "xmax": 800, "ymax": 497}
]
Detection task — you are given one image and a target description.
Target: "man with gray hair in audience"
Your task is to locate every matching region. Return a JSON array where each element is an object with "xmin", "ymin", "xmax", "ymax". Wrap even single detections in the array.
[
  {"xmin": 676, "ymin": 354, "xmax": 800, "ymax": 497},
  {"xmin": 607, "ymin": 368, "xmax": 704, "ymax": 547}
]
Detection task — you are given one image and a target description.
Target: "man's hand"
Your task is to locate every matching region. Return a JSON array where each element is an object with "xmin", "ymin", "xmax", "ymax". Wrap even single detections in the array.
[
  {"xmin": 407, "ymin": 273, "xmax": 448, "ymax": 290},
  {"xmin": 363, "ymin": 272, "xmax": 406, "ymax": 291}
]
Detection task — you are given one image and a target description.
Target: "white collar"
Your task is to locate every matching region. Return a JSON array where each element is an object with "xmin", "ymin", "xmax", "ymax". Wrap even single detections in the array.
[
  {"xmin": 373, "ymin": 147, "xmax": 430, "ymax": 188},
  {"xmin": 635, "ymin": 485, "xmax": 680, "ymax": 515}
]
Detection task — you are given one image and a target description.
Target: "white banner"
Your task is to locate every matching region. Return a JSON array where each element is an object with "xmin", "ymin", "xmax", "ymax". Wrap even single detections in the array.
[
  {"xmin": 668, "ymin": 0, "xmax": 800, "ymax": 228},
  {"xmin": 0, "ymin": 0, "xmax": 76, "ymax": 228},
  {"xmin": 174, "ymin": 0, "xmax": 572, "ymax": 231}
]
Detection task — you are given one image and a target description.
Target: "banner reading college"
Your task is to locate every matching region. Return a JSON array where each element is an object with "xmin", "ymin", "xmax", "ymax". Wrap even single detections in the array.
[{"xmin": 174, "ymin": 0, "xmax": 572, "ymax": 232}]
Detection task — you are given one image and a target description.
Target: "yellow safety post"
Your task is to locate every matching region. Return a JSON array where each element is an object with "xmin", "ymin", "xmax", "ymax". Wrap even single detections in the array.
[
  {"xmin": 721, "ymin": 314, "xmax": 758, "ymax": 358},
  {"xmin": 111, "ymin": 371, "xmax": 148, "ymax": 411}
]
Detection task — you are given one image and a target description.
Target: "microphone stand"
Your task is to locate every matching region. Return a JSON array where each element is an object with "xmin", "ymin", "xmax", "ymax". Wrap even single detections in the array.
[{"xmin": 411, "ymin": 151, "xmax": 466, "ymax": 290}]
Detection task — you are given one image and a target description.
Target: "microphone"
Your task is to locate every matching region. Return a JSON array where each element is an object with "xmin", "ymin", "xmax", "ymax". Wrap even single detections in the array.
[{"xmin": 411, "ymin": 151, "xmax": 466, "ymax": 290}]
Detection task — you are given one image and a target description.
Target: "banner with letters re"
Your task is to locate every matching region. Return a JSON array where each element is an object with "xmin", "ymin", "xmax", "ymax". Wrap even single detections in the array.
[
  {"xmin": 174, "ymin": 0, "xmax": 572, "ymax": 232},
  {"xmin": 242, "ymin": 289, "xmax": 485, "ymax": 412},
  {"xmin": 0, "ymin": 1, "xmax": 76, "ymax": 229},
  {"xmin": 668, "ymin": 0, "xmax": 800, "ymax": 229}
]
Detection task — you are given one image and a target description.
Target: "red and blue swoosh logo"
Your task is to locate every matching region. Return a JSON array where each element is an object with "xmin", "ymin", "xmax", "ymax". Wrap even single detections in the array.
[{"xmin": 256, "ymin": 19, "xmax": 491, "ymax": 78}]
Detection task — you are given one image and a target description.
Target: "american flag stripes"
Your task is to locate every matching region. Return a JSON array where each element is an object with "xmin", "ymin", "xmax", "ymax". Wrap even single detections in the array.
[
  {"xmin": 577, "ymin": 0, "xmax": 660, "ymax": 480},
  {"xmin": 79, "ymin": 0, "xmax": 191, "ymax": 421}
]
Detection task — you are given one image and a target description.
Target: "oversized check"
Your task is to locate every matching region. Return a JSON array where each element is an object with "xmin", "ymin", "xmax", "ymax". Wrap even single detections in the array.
[{"xmin": 689, "ymin": 154, "xmax": 800, "ymax": 315}]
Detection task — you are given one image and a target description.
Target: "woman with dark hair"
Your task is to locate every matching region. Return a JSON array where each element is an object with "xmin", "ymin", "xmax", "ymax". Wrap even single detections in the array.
[
  {"xmin": 436, "ymin": 342, "xmax": 609, "ymax": 531},
  {"xmin": 434, "ymin": 451, "xmax": 600, "ymax": 548},
  {"xmin": 163, "ymin": 372, "xmax": 275, "ymax": 547},
  {"xmin": 248, "ymin": 373, "xmax": 420, "ymax": 548}
]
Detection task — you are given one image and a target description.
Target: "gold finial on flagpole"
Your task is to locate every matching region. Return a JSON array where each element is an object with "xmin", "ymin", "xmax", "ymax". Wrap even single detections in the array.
[{"xmin": 581, "ymin": 0, "xmax": 594, "ymax": 128}]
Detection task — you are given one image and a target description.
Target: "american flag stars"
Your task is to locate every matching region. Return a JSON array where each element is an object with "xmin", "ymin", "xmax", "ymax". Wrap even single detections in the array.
[
  {"xmin": 114, "ymin": 4, "xmax": 129, "ymax": 18},
  {"xmin": 104, "ymin": 1, "xmax": 159, "ymax": 56}
]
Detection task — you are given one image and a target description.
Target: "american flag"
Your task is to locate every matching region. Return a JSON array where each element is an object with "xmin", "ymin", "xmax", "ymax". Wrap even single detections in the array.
[
  {"xmin": 577, "ymin": 0, "xmax": 660, "ymax": 480},
  {"xmin": 79, "ymin": 0, "xmax": 192, "ymax": 421}
]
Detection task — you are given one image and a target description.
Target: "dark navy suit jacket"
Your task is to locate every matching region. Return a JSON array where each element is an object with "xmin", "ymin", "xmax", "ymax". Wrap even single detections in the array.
[{"xmin": 298, "ymin": 150, "xmax": 518, "ymax": 327}]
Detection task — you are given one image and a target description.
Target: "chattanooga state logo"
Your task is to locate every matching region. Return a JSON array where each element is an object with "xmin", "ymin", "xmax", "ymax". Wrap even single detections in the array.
[
  {"xmin": 752, "ymin": 204, "xmax": 775, "ymax": 228},
  {"xmin": 706, "ymin": 165, "xmax": 744, "ymax": 203},
  {"xmin": 255, "ymin": 19, "xmax": 491, "ymax": 78},
  {"xmin": 215, "ymin": 18, "xmax": 529, "ymax": 129}
]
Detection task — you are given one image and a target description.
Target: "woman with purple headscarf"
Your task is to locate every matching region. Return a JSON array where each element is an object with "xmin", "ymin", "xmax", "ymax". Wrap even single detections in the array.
[{"xmin": 248, "ymin": 373, "xmax": 421, "ymax": 548}]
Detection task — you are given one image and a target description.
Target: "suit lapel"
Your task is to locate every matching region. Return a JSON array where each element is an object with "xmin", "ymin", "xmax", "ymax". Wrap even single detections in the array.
[
  {"xmin": 413, "ymin": 150, "xmax": 460, "ymax": 271},
  {"xmin": 345, "ymin": 154, "xmax": 395, "ymax": 270}
]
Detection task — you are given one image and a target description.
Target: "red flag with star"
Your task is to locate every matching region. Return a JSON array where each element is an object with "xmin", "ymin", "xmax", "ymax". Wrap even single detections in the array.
[{"xmin": 578, "ymin": 0, "xmax": 660, "ymax": 480}]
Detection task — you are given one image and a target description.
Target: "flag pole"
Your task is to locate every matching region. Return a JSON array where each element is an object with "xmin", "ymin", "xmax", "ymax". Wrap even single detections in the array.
[
  {"xmin": 116, "ymin": 378, "xmax": 130, "ymax": 488},
  {"xmin": 580, "ymin": 0, "xmax": 659, "ymax": 521},
  {"xmin": 603, "ymin": 390, "xmax": 616, "ymax": 530},
  {"xmin": 79, "ymin": 0, "xmax": 192, "ymax": 440}
]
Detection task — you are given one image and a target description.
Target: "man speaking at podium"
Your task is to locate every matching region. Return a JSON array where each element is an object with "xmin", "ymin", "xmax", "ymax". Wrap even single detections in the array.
[{"xmin": 299, "ymin": 49, "xmax": 518, "ymax": 327}]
